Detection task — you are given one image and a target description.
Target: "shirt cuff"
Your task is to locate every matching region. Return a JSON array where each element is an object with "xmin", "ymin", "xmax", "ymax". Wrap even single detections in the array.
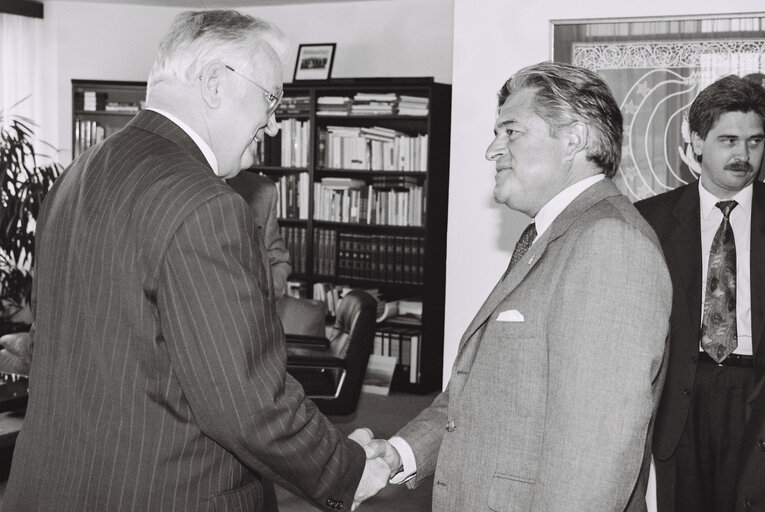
[{"xmin": 388, "ymin": 436, "xmax": 416, "ymax": 484}]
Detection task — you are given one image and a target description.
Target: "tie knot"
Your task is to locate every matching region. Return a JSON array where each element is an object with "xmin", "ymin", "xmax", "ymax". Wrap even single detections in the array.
[
  {"xmin": 520, "ymin": 222, "xmax": 537, "ymax": 244},
  {"xmin": 716, "ymin": 200, "xmax": 738, "ymax": 219}
]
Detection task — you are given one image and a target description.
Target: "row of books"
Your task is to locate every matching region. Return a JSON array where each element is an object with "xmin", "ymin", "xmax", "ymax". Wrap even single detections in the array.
[
  {"xmin": 278, "ymin": 119, "xmax": 311, "ymax": 168},
  {"xmin": 317, "ymin": 126, "xmax": 428, "ymax": 171},
  {"xmin": 273, "ymin": 172, "xmax": 310, "ymax": 219},
  {"xmin": 74, "ymin": 91, "xmax": 143, "ymax": 113},
  {"xmin": 312, "ymin": 282, "xmax": 343, "ymax": 316},
  {"xmin": 313, "ymin": 228, "xmax": 337, "ymax": 276},
  {"xmin": 316, "ymin": 93, "xmax": 429, "ymax": 116},
  {"xmin": 337, "ymin": 233, "xmax": 425, "ymax": 284},
  {"xmin": 74, "ymin": 90, "xmax": 107, "ymax": 111},
  {"xmin": 74, "ymin": 118, "xmax": 106, "ymax": 156},
  {"xmin": 314, "ymin": 178, "xmax": 424, "ymax": 226},
  {"xmin": 373, "ymin": 325, "xmax": 421, "ymax": 384},
  {"xmin": 279, "ymin": 226, "xmax": 308, "ymax": 274},
  {"xmin": 275, "ymin": 95, "xmax": 311, "ymax": 116},
  {"xmin": 103, "ymin": 102, "xmax": 141, "ymax": 113},
  {"xmin": 397, "ymin": 95, "xmax": 429, "ymax": 116}
]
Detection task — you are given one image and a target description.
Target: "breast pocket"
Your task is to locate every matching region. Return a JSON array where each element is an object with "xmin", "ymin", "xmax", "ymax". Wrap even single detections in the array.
[{"xmin": 487, "ymin": 473, "xmax": 535, "ymax": 512}]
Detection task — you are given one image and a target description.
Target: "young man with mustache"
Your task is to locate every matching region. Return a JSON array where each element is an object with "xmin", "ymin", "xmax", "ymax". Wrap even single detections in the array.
[{"xmin": 636, "ymin": 74, "xmax": 765, "ymax": 512}]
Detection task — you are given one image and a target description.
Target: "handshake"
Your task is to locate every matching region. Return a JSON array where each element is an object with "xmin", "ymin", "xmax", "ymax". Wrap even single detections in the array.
[{"xmin": 347, "ymin": 428, "xmax": 404, "ymax": 510}]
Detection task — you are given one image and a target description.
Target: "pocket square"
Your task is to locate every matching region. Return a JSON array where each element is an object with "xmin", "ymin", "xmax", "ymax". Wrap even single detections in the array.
[{"xmin": 497, "ymin": 309, "xmax": 524, "ymax": 322}]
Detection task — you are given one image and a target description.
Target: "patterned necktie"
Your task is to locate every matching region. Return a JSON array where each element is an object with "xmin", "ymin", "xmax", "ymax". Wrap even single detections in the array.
[
  {"xmin": 700, "ymin": 200, "xmax": 738, "ymax": 363},
  {"xmin": 506, "ymin": 222, "xmax": 537, "ymax": 276}
]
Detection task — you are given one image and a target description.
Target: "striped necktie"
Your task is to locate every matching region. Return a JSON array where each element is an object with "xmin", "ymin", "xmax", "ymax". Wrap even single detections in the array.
[{"xmin": 505, "ymin": 222, "xmax": 537, "ymax": 276}]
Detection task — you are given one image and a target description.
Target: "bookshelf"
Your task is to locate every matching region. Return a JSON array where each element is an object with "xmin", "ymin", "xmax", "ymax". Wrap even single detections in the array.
[
  {"xmin": 70, "ymin": 77, "xmax": 451, "ymax": 394},
  {"xmin": 72, "ymin": 80, "xmax": 146, "ymax": 159}
]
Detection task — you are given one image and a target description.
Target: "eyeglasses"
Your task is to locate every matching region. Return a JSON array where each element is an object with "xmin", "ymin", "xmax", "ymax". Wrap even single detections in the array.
[{"xmin": 224, "ymin": 64, "xmax": 283, "ymax": 117}]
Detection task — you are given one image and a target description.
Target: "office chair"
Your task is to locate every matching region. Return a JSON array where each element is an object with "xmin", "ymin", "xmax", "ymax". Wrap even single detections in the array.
[{"xmin": 283, "ymin": 289, "xmax": 377, "ymax": 416}]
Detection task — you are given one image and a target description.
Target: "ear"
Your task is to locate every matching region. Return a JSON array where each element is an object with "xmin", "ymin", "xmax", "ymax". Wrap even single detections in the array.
[
  {"xmin": 563, "ymin": 121, "xmax": 588, "ymax": 161},
  {"xmin": 691, "ymin": 131, "xmax": 704, "ymax": 159},
  {"xmin": 199, "ymin": 61, "xmax": 227, "ymax": 109}
]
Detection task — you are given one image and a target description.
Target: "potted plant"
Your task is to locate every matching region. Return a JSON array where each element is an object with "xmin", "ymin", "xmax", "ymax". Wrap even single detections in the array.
[{"xmin": 0, "ymin": 102, "xmax": 62, "ymax": 335}]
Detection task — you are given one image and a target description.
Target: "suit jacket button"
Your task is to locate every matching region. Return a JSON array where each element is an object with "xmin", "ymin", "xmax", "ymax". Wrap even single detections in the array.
[
  {"xmin": 326, "ymin": 498, "xmax": 335, "ymax": 508},
  {"xmin": 683, "ymin": 388, "xmax": 691, "ymax": 396},
  {"xmin": 336, "ymin": 500, "xmax": 344, "ymax": 509},
  {"xmin": 758, "ymin": 438, "xmax": 765, "ymax": 451},
  {"xmin": 446, "ymin": 420, "xmax": 455, "ymax": 432}
]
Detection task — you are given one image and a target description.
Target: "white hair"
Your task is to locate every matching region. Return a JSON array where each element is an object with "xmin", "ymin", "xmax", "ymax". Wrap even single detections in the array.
[{"xmin": 146, "ymin": 10, "xmax": 290, "ymax": 94}]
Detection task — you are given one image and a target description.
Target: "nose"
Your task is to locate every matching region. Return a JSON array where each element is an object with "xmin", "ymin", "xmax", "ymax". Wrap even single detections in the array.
[
  {"xmin": 264, "ymin": 115, "xmax": 279, "ymax": 137},
  {"xmin": 485, "ymin": 135, "xmax": 504, "ymax": 161},
  {"xmin": 734, "ymin": 142, "xmax": 750, "ymax": 162}
]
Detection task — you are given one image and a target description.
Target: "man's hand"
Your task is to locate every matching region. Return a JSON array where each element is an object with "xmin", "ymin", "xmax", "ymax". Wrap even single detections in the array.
[
  {"xmin": 353, "ymin": 453, "xmax": 393, "ymax": 510},
  {"xmin": 363, "ymin": 439, "xmax": 401, "ymax": 476},
  {"xmin": 348, "ymin": 427, "xmax": 374, "ymax": 447},
  {"xmin": 347, "ymin": 429, "xmax": 403, "ymax": 510}
]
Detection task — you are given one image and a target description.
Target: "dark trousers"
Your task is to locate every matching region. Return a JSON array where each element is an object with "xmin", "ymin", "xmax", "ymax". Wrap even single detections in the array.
[{"xmin": 656, "ymin": 360, "xmax": 754, "ymax": 512}]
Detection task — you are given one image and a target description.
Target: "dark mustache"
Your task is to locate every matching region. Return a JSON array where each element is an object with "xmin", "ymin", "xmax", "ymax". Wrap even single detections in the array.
[{"xmin": 725, "ymin": 161, "xmax": 754, "ymax": 173}]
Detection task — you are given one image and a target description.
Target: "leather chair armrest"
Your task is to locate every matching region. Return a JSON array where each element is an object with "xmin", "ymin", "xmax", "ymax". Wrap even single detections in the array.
[
  {"xmin": 285, "ymin": 334, "xmax": 330, "ymax": 350},
  {"xmin": 287, "ymin": 355, "xmax": 346, "ymax": 368}
]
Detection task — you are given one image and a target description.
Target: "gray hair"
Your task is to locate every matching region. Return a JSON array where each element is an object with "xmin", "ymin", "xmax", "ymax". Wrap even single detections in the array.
[
  {"xmin": 498, "ymin": 61, "xmax": 623, "ymax": 177},
  {"xmin": 147, "ymin": 10, "xmax": 289, "ymax": 93}
]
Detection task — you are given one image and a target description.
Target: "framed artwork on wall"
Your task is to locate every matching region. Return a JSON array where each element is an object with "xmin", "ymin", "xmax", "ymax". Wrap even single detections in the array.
[
  {"xmin": 552, "ymin": 13, "xmax": 765, "ymax": 201},
  {"xmin": 293, "ymin": 43, "xmax": 337, "ymax": 81}
]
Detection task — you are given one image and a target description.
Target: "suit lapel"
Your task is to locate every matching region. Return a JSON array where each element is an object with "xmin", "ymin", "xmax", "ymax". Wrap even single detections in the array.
[
  {"xmin": 459, "ymin": 179, "xmax": 621, "ymax": 345},
  {"xmin": 750, "ymin": 182, "xmax": 765, "ymax": 358},
  {"xmin": 127, "ymin": 110, "xmax": 213, "ymax": 172},
  {"xmin": 666, "ymin": 182, "xmax": 703, "ymax": 335}
]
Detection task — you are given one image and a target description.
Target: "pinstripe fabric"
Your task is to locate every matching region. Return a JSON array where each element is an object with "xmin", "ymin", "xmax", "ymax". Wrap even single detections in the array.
[{"xmin": 2, "ymin": 110, "xmax": 364, "ymax": 511}]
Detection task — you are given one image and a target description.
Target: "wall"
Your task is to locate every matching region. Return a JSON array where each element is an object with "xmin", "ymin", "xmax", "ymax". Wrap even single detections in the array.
[
  {"xmin": 444, "ymin": 0, "xmax": 765, "ymax": 382},
  {"xmin": 42, "ymin": 0, "xmax": 454, "ymax": 163}
]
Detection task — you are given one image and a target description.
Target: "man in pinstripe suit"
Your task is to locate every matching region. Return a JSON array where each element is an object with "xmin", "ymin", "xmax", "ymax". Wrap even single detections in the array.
[{"xmin": 3, "ymin": 10, "xmax": 375, "ymax": 511}]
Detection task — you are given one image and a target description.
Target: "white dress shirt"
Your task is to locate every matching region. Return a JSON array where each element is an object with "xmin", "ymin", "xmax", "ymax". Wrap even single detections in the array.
[
  {"xmin": 698, "ymin": 182, "xmax": 753, "ymax": 355},
  {"xmin": 389, "ymin": 173, "xmax": 607, "ymax": 484}
]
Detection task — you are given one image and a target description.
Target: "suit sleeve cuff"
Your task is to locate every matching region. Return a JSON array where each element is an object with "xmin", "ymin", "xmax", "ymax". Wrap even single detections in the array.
[{"xmin": 388, "ymin": 436, "xmax": 416, "ymax": 484}]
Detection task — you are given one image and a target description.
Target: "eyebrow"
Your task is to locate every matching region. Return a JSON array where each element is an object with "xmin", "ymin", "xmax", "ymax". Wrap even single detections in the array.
[
  {"xmin": 493, "ymin": 118, "xmax": 518, "ymax": 135},
  {"xmin": 716, "ymin": 132, "xmax": 765, "ymax": 139}
]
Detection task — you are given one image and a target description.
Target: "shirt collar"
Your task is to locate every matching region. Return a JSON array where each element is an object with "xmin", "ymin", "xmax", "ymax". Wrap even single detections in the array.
[
  {"xmin": 534, "ymin": 174, "xmax": 605, "ymax": 238},
  {"xmin": 145, "ymin": 107, "xmax": 220, "ymax": 176},
  {"xmin": 698, "ymin": 181, "xmax": 752, "ymax": 220}
]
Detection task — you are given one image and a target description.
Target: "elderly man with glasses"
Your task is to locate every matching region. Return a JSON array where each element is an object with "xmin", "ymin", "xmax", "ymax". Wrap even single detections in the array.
[{"xmin": 2, "ymin": 10, "xmax": 380, "ymax": 512}]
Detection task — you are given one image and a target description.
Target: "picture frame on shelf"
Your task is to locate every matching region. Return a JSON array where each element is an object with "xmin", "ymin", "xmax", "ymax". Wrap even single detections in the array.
[{"xmin": 293, "ymin": 43, "xmax": 336, "ymax": 81}]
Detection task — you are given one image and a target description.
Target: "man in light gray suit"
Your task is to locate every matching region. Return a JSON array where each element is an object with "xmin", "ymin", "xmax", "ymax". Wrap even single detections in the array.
[{"xmin": 356, "ymin": 61, "xmax": 673, "ymax": 511}]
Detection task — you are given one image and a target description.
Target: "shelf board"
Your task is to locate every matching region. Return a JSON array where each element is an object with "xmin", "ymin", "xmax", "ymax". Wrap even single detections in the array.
[
  {"xmin": 312, "ymin": 276, "xmax": 423, "ymax": 291},
  {"xmin": 315, "ymin": 169, "xmax": 427, "ymax": 178},
  {"xmin": 248, "ymin": 166, "xmax": 309, "ymax": 173},
  {"xmin": 315, "ymin": 114, "xmax": 427, "ymax": 120},
  {"xmin": 277, "ymin": 218, "xmax": 307, "ymax": 225},
  {"xmin": 275, "ymin": 113, "xmax": 311, "ymax": 120},
  {"xmin": 312, "ymin": 220, "xmax": 425, "ymax": 233}
]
